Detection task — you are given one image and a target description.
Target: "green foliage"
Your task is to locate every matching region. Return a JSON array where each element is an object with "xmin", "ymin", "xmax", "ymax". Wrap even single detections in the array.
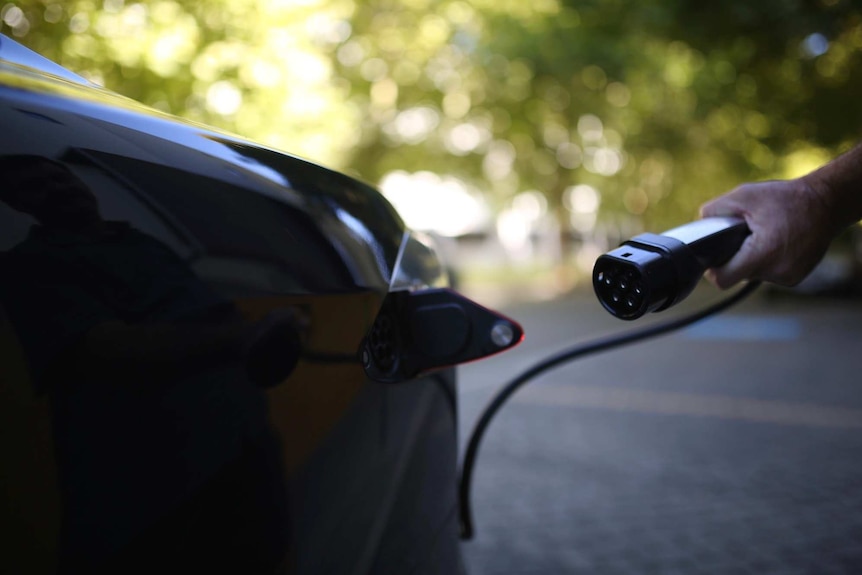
[{"xmin": 4, "ymin": 0, "xmax": 861, "ymax": 234}]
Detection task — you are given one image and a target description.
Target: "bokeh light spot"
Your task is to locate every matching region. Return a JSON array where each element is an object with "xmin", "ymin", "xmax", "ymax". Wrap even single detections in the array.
[{"xmin": 206, "ymin": 80, "xmax": 243, "ymax": 116}]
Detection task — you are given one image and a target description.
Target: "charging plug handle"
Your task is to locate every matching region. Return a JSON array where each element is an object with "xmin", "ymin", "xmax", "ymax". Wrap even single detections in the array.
[{"xmin": 593, "ymin": 217, "xmax": 749, "ymax": 320}]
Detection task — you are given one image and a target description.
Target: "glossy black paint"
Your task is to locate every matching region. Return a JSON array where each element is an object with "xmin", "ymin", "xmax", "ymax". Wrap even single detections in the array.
[
  {"xmin": 0, "ymin": 35, "xmax": 468, "ymax": 575},
  {"xmin": 0, "ymin": 77, "xmax": 405, "ymax": 295}
]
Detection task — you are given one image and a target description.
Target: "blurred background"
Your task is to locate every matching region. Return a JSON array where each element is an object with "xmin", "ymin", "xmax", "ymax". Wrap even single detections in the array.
[
  {"xmin": 7, "ymin": 3, "xmax": 862, "ymax": 574},
  {"xmin": 5, "ymin": 0, "xmax": 862, "ymax": 303}
]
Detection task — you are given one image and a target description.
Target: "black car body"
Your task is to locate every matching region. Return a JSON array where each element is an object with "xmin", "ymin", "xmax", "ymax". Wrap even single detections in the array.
[{"xmin": 0, "ymin": 35, "xmax": 520, "ymax": 574}]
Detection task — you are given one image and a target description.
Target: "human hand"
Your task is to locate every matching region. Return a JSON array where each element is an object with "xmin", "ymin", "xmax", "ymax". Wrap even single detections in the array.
[{"xmin": 699, "ymin": 177, "xmax": 836, "ymax": 289}]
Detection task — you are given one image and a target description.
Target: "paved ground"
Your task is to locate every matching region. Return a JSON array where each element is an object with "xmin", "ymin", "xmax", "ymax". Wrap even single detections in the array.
[{"xmin": 457, "ymin": 286, "xmax": 862, "ymax": 575}]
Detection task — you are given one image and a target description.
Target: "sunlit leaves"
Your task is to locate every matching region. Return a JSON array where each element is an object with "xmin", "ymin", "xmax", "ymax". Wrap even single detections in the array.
[{"xmin": 3, "ymin": 0, "xmax": 862, "ymax": 235}]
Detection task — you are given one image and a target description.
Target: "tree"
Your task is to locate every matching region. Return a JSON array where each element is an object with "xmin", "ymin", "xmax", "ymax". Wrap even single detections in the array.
[{"xmin": 5, "ymin": 0, "xmax": 861, "ymax": 239}]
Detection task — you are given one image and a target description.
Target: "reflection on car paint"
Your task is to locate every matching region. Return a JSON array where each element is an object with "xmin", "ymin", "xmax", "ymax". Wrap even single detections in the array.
[{"xmin": 0, "ymin": 34, "xmax": 478, "ymax": 575}]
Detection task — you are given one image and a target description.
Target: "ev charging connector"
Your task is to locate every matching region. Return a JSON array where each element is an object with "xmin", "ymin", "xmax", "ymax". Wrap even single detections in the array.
[{"xmin": 593, "ymin": 217, "xmax": 750, "ymax": 320}]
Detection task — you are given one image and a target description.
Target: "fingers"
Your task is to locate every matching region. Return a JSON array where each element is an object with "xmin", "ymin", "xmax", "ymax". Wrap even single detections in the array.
[
  {"xmin": 705, "ymin": 235, "xmax": 758, "ymax": 289},
  {"xmin": 699, "ymin": 199, "xmax": 730, "ymax": 219},
  {"xmin": 699, "ymin": 184, "xmax": 751, "ymax": 220},
  {"xmin": 700, "ymin": 178, "xmax": 838, "ymax": 289},
  {"xmin": 699, "ymin": 186, "xmax": 759, "ymax": 289}
]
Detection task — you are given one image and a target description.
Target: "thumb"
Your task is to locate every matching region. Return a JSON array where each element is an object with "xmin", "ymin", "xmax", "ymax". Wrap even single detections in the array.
[{"xmin": 700, "ymin": 197, "xmax": 743, "ymax": 220}]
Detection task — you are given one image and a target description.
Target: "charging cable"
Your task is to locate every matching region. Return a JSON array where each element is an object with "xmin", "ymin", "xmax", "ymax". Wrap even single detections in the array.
[{"xmin": 458, "ymin": 280, "xmax": 761, "ymax": 539}]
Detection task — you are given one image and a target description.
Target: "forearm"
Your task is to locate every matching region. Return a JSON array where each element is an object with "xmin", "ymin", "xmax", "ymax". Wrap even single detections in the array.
[{"xmin": 803, "ymin": 143, "xmax": 862, "ymax": 234}]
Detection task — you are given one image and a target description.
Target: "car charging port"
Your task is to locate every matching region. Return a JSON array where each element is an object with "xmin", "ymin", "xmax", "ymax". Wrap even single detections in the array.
[
  {"xmin": 361, "ymin": 288, "xmax": 523, "ymax": 384},
  {"xmin": 364, "ymin": 309, "xmax": 401, "ymax": 378}
]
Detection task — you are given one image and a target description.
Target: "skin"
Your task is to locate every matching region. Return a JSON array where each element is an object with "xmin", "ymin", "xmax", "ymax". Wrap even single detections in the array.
[{"xmin": 700, "ymin": 144, "xmax": 862, "ymax": 289}]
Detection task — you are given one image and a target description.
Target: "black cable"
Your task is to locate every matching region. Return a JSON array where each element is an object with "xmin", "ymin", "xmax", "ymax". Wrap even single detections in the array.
[{"xmin": 458, "ymin": 281, "xmax": 761, "ymax": 539}]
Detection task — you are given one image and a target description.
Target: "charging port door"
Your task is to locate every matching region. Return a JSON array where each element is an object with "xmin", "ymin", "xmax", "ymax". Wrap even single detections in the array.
[{"xmin": 361, "ymin": 288, "xmax": 523, "ymax": 384}]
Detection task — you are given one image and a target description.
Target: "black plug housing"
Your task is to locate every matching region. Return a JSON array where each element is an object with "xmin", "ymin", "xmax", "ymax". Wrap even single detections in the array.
[
  {"xmin": 362, "ymin": 288, "xmax": 524, "ymax": 383},
  {"xmin": 593, "ymin": 217, "xmax": 749, "ymax": 320}
]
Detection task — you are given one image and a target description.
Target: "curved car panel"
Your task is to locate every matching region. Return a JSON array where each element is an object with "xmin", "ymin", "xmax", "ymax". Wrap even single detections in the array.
[{"xmin": 0, "ymin": 35, "xmax": 518, "ymax": 574}]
